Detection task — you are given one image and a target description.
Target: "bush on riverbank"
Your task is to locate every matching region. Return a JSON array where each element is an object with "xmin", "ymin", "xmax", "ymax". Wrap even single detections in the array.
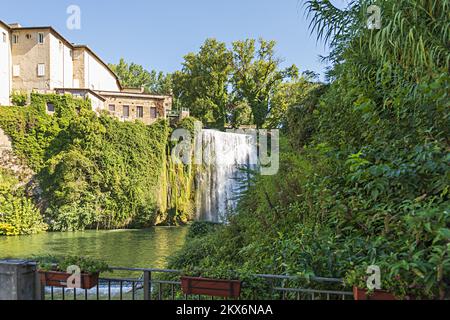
[{"xmin": 0, "ymin": 168, "xmax": 47, "ymax": 235}]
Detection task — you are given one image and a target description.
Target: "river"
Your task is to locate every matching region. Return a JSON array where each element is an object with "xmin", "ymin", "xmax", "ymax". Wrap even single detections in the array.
[{"xmin": 0, "ymin": 227, "xmax": 188, "ymax": 269}]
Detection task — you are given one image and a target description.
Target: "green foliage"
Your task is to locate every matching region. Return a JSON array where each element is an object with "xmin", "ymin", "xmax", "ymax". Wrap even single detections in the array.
[
  {"xmin": 268, "ymin": 80, "xmax": 325, "ymax": 130},
  {"xmin": 0, "ymin": 93, "xmax": 91, "ymax": 171},
  {"xmin": 186, "ymin": 221, "xmax": 222, "ymax": 239},
  {"xmin": 169, "ymin": 0, "xmax": 450, "ymax": 299},
  {"xmin": 109, "ymin": 58, "xmax": 172, "ymax": 95},
  {"xmin": 10, "ymin": 91, "xmax": 27, "ymax": 107},
  {"xmin": 0, "ymin": 168, "xmax": 47, "ymax": 236},
  {"xmin": 0, "ymin": 93, "xmax": 191, "ymax": 232},
  {"xmin": 173, "ymin": 39, "xmax": 232, "ymax": 128},
  {"xmin": 38, "ymin": 255, "xmax": 110, "ymax": 274},
  {"xmin": 231, "ymin": 38, "xmax": 298, "ymax": 128},
  {"xmin": 40, "ymin": 115, "xmax": 170, "ymax": 231},
  {"xmin": 228, "ymin": 101, "xmax": 252, "ymax": 129},
  {"xmin": 173, "ymin": 38, "xmax": 300, "ymax": 129},
  {"xmin": 163, "ymin": 117, "xmax": 199, "ymax": 224}
]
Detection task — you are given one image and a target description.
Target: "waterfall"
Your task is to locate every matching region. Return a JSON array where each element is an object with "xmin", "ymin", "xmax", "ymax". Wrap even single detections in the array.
[{"xmin": 196, "ymin": 129, "xmax": 258, "ymax": 223}]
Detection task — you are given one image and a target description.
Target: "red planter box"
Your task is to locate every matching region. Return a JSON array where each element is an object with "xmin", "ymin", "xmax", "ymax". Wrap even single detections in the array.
[
  {"xmin": 181, "ymin": 276, "xmax": 242, "ymax": 298},
  {"xmin": 39, "ymin": 271, "xmax": 99, "ymax": 290},
  {"xmin": 353, "ymin": 287, "xmax": 397, "ymax": 300}
]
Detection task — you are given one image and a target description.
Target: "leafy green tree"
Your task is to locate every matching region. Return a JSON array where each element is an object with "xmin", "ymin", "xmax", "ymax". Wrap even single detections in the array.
[
  {"xmin": 265, "ymin": 77, "xmax": 321, "ymax": 129},
  {"xmin": 231, "ymin": 39, "xmax": 298, "ymax": 128},
  {"xmin": 109, "ymin": 58, "xmax": 172, "ymax": 95},
  {"xmin": 228, "ymin": 100, "xmax": 252, "ymax": 128},
  {"xmin": 172, "ymin": 39, "xmax": 233, "ymax": 128}
]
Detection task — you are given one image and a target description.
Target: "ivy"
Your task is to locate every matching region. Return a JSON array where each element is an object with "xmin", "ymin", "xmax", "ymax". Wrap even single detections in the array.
[{"xmin": 0, "ymin": 93, "xmax": 196, "ymax": 232}]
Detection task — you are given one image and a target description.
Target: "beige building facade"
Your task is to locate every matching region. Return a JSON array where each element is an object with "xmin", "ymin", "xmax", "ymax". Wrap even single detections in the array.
[
  {"xmin": 10, "ymin": 26, "xmax": 74, "ymax": 91},
  {"xmin": 0, "ymin": 20, "xmax": 182, "ymax": 124},
  {"xmin": 98, "ymin": 90, "xmax": 173, "ymax": 125},
  {"xmin": 0, "ymin": 21, "xmax": 12, "ymax": 106}
]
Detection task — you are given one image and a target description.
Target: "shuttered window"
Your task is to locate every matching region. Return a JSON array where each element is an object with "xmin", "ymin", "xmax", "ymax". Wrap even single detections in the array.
[
  {"xmin": 136, "ymin": 106, "xmax": 144, "ymax": 118},
  {"xmin": 38, "ymin": 32, "xmax": 44, "ymax": 44},
  {"xmin": 13, "ymin": 65, "xmax": 20, "ymax": 77},
  {"xmin": 150, "ymin": 107, "xmax": 157, "ymax": 119},
  {"xmin": 37, "ymin": 64, "xmax": 45, "ymax": 77},
  {"xmin": 123, "ymin": 106, "xmax": 130, "ymax": 118}
]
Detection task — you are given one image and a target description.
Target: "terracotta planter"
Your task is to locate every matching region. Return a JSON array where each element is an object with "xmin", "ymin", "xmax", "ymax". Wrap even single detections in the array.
[
  {"xmin": 181, "ymin": 276, "xmax": 242, "ymax": 298},
  {"xmin": 39, "ymin": 271, "xmax": 99, "ymax": 290},
  {"xmin": 353, "ymin": 287, "xmax": 397, "ymax": 300}
]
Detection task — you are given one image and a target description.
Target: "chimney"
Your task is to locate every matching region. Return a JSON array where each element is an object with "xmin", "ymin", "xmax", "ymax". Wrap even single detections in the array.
[{"xmin": 9, "ymin": 23, "xmax": 22, "ymax": 28}]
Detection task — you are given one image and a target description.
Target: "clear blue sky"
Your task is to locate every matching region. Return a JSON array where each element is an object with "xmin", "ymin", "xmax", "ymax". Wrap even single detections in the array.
[{"xmin": 1, "ymin": 0, "xmax": 330, "ymax": 78}]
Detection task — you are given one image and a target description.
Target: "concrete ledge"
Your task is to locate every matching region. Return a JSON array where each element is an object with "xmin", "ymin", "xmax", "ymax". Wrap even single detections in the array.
[{"xmin": 0, "ymin": 260, "xmax": 40, "ymax": 300}]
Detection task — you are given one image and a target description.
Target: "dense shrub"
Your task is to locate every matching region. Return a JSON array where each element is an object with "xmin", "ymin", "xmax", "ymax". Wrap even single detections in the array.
[
  {"xmin": 0, "ymin": 168, "xmax": 47, "ymax": 235},
  {"xmin": 10, "ymin": 91, "xmax": 27, "ymax": 107}
]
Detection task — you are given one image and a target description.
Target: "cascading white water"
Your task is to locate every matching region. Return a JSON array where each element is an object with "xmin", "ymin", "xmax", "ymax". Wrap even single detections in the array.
[{"xmin": 196, "ymin": 129, "xmax": 258, "ymax": 222}]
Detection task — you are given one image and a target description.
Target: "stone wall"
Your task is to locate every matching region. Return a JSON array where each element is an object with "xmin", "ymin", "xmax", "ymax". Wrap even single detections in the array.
[{"xmin": 0, "ymin": 128, "xmax": 12, "ymax": 150}]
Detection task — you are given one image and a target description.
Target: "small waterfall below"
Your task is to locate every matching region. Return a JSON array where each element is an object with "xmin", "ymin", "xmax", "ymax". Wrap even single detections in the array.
[{"xmin": 196, "ymin": 129, "xmax": 258, "ymax": 223}]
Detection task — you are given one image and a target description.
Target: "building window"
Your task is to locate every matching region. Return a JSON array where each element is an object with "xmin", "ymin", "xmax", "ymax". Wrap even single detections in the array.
[
  {"xmin": 150, "ymin": 107, "xmax": 157, "ymax": 119},
  {"xmin": 13, "ymin": 65, "xmax": 20, "ymax": 77},
  {"xmin": 12, "ymin": 34, "xmax": 18, "ymax": 44},
  {"xmin": 46, "ymin": 103, "xmax": 55, "ymax": 113},
  {"xmin": 37, "ymin": 64, "xmax": 45, "ymax": 77},
  {"xmin": 123, "ymin": 106, "xmax": 130, "ymax": 118},
  {"xmin": 2, "ymin": 33, "xmax": 6, "ymax": 43},
  {"xmin": 38, "ymin": 32, "xmax": 44, "ymax": 44},
  {"xmin": 136, "ymin": 106, "xmax": 144, "ymax": 118},
  {"xmin": 109, "ymin": 104, "xmax": 116, "ymax": 112}
]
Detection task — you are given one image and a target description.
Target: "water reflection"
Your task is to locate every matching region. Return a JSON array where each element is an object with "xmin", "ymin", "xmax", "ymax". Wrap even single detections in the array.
[{"xmin": 0, "ymin": 227, "xmax": 188, "ymax": 270}]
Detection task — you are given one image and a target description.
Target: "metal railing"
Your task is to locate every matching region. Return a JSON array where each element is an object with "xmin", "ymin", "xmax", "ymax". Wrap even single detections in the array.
[{"xmin": 41, "ymin": 267, "xmax": 354, "ymax": 301}]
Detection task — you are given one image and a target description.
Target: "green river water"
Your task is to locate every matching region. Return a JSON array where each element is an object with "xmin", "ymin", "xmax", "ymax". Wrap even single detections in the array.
[{"xmin": 0, "ymin": 227, "xmax": 188, "ymax": 269}]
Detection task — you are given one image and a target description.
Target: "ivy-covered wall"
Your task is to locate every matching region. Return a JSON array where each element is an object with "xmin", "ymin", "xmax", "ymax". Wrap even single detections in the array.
[
  {"xmin": 0, "ymin": 93, "xmax": 198, "ymax": 233},
  {"xmin": 163, "ymin": 117, "xmax": 198, "ymax": 225}
]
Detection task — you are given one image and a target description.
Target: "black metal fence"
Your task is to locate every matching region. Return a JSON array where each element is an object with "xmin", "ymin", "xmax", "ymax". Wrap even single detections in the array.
[{"xmin": 41, "ymin": 267, "xmax": 354, "ymax": 301}]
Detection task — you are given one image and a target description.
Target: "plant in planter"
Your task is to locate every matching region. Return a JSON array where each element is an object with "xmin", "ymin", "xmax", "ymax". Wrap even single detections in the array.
[
  {"xmin": 345, "ymin": 216, "xmax": 450, "ymax": 301},
  {"xmin": 345, "ymin": 259, "xmax": 433, "ymax": 301},
  {"xmin": 346, "ymin": 273, "xmax": 390, "ymax": 300},
  {"xmin": 38, "ymin": 256, "xmax": 110, "ymax": 290},
  {"xmin": 180, "ymin": 267, "xmax": 242, "ymax": 298}
]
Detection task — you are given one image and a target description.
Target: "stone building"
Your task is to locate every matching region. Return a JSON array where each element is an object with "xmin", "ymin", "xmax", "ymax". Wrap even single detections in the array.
[{"xmin": 0, "ymin": 20, "xmax": 185, "ymax": 124}]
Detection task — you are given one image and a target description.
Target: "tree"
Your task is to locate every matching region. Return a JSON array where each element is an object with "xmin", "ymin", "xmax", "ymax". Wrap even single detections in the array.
[
  {"xmin": 172, "ymin": 39, "xmax": 233, "ymax": 128},
  {"xmin": 109, "ymin": 59, "xmax": 172, "ymax": 95},
  {"xmin": 265, "ymin": 77, "xmax": 321, "ymax": 129},
  {"xmin": 231, "ymin": 39, "xmax": 298, "ymax": 129},
  {"xmin": 228, "ymin": 100, "xmax": 252, "ymax": 129}
]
